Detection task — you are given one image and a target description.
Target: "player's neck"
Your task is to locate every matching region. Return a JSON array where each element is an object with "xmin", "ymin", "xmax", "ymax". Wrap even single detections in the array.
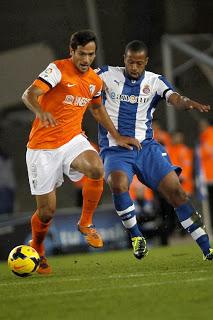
[{"xmin": 124, "ymin": 70, "xmax": 145, "ymax": 81}]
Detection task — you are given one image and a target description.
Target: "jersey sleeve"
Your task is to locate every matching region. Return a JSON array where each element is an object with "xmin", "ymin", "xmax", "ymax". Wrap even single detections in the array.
[
  {"xmin": 156, "ymin": 76, "xmax": 174, "ymax": 101},
  {"xmin": 33, "ymin": 63, "xmax": 62, "ymax": 93},
  {"xmin": 90, "ymin": 76, "xmax": 103, "ymax": 105},
  {"xmin": 94, "ymin": 65, "xmax": 109, "ymax": 80},
  {"xmin": 93, "ymin": 83, "xmax": 102, "ymax": 99}
]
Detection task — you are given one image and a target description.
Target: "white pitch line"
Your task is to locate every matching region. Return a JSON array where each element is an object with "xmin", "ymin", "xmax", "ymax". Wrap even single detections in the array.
[
  {"xmin": 2, "ymin": 276, "xmax": 213, "ymax": 299},
  {"xmin": 107, "ymin": 269, "xmax": 208, "ymax": 278},
  {"xmin": 0, "ymin": 269, "xmax": 209, "ymax": 287}
]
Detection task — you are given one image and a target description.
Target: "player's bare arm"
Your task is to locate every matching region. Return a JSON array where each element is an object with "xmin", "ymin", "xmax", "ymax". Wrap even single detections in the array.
[
  {"xmin": 168, "ymin": 92, "xmax": 210, "ymax": 112},
  {"xmin": 89, "ymin": 103, "xmax": 141, "ymax": 150},
  {"xmin": 22, "ymin": 84, "xmax": 57, "ymax": 127}
]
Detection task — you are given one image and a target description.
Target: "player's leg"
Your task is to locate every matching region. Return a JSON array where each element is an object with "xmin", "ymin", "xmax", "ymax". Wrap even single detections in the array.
[
  {"xmin": 26, "ymin": 147, "xmax": 63, "ymax": 273},
  {"xmin": 31, "ymin": 191, "xmax": 56, "ymax": 255},
  {"xmin": 158, "ymin": 171, "xmax": 212, "ymax": 260},
  {"xmin": 30, "ymin": 191, "xmax": 56, "ymax": 273},
  {"xmin": 135, "ymin": 140, "xmax": 212, "ymax": 260},
  {"xmin": 70, "ymin": 147, "xmax": 104, "ymax": 248},
  {"xmin": 107, "ymin": 169, "xmax": 148, "ymax": 260}
]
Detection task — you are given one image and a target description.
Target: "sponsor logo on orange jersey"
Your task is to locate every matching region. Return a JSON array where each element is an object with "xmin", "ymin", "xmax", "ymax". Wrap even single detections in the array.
[{"xmin": 63, "ymin": 95, "xmax": 91, "ymax": 107}]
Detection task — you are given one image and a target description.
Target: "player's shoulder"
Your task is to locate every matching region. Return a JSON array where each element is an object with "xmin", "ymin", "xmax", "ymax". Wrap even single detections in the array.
[
  {"xmin": 144, "ymin": 71, "xmax": 170, "ymax": 88},
  {"xmin": 145, "ymin": 70, "xmax": 162, "ymax": 80},
  {"xmin": 52, "ymin": 58, "xmax": 70, "ymax": 70},
  {"xmin": 95, "ymin": 65, "xmax": 124, "ymax": 75},
  {"xmin": 89, "ymin": 67, "xmax": 103, "ymax": 86},
  {"xmin": 145, "ymin": 71, "xmax": 171, "ymax": 85}
]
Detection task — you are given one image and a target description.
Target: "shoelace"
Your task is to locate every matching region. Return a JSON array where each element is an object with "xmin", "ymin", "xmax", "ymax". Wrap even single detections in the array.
[
  {"xmin": 138, "ymin": 239, "xmax": 146, "ymax": 253},
  {"xmin": 86, "ymin": 227, "xmax": 100, "ymax": 238}
]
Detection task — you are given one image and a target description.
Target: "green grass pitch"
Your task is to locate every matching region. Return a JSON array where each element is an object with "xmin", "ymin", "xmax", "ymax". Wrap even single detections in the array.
[{"xmin": 0, "ymin": 242, "xmax": 213, "ymax": 320}]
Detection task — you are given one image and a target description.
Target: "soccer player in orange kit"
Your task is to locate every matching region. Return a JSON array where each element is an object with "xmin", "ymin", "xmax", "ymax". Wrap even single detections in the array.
[{"xmin": 22, "ymin": 30, "xmax": 140, "ymax": 274}]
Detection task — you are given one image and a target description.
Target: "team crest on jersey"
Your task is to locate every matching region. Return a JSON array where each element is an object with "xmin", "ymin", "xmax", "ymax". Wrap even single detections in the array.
[
  {"xmin": 142, "ymin": 85, "xmax": 150, "ymax": 94},
  {"xmin": 89, "ymin": 84, "xmax": 96, "ymax": 95}
]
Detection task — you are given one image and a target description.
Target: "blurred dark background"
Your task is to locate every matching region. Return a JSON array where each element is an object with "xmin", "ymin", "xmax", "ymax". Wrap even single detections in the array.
[{"xmin": 0, "ymin": 0, "xmax": 212, "ymax": 212}]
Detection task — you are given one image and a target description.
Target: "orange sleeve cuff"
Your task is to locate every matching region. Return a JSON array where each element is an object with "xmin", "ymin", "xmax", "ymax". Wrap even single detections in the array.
[{"xmin": 33, "ymin": 79, "xmax": 51, "ymax": 93}]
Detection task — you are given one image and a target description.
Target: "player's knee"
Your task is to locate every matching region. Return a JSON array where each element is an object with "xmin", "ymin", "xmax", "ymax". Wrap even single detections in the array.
[
  {"xmin": 89, "ymin": 166, "xmax": 104, "ymax": 179},
  {"xmin": 87, "ymin": 162, "xmax": 104, "ymax": 179},
  {"xmin": 108, "ymin": 178, "xmax": 128, "ymax": 194},
  {"xmin": 169, "ymin": 187, "xmax": 188, "ymax": 208},
  {"xmin": 112, "ymin": 186, "xmax": 128, "ymax": 194},
  {"xmin": 37, "ymin": 205, "xmax": 55, "ymax": 223}
]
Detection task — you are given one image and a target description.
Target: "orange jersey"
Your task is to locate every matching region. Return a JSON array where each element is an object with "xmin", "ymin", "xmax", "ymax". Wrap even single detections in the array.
[{"xmin": 28, "ymin": 59, "xmax": 102, "ymax": 149}]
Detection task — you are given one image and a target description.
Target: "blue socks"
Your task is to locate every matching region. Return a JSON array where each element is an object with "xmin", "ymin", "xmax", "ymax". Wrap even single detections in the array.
[
  {"xmin": 112, "ymin": 192, "xmax": 142, "ymax": 238},
  {"xmin": 175, "ymin": 202, "xmax": 211, "ymax": 255}
]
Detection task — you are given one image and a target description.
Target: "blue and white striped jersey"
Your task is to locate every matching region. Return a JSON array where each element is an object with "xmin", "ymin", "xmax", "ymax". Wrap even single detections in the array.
[{"xmin": 96, "ymin": 66, "xmax": 174, "ymax": 150}]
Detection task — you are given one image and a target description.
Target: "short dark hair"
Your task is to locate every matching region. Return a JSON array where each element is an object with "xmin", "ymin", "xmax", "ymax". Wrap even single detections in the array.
[
  {"xmin": 125, "ymin": 40, "xmax": 148, "ymax": 56},
  {"xmin": 70, "ymin": 30, "xmax": 98, "ymax": 50}
]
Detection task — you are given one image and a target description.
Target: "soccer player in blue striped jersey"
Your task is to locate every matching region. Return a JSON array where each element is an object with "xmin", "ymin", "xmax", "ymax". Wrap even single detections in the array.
[{"xmin": 96, "ymin": 40, "xmax": 212, "ymax": 260}]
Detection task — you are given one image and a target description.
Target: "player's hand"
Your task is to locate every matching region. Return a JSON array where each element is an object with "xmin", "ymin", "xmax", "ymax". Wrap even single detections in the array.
[
  {"xmin": 36, "ymin": 111, "xmax": 57, "ymax": 127},
  {"xmin": 186, "ymin": 100, "xmax": 210, "ymax": 113},
  {"xmin": 115, "ymin": 135, "xmax": 141, "ymax": 150}
]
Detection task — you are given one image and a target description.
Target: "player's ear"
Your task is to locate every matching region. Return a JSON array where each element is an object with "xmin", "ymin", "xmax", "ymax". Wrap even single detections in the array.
[
  {"xmin": 69, "ymin": 47, "xmax": 74, "ymax": 57},
  {"xmin": 145, "ymin": 57, "xmax": 149, "ymax": 65}
]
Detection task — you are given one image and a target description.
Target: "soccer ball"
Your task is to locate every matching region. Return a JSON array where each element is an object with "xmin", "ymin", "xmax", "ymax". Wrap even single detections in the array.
[{"xmin": 8, "ymin": 245, "xmax": 40, "ymax": 277}]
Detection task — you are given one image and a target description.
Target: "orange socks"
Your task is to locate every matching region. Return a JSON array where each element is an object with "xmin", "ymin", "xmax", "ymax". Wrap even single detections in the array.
[
  {"xmin": 31, "ymin": 211, "xmax": 51, "ymax": 256},
  {"xmin": 30, "ymin": 178, "xmax": 103, "ymax": 254},
  {"xmin": 79, "ymin": 177, "xmax": 104, "ymax": 227}
]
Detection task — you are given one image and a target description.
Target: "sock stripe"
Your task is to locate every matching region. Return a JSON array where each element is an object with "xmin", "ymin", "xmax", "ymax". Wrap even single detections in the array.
[
  {"xmin": 191, "ymin": 228, "xmax": 206, "ymax": 241},
  {"xmin": 116, "ymin": 204, "xmax": 135, "ymax": 216},
  {"xmin": 181, "ymin": 217, "xmax": 193, "ymax": 228},
  {"xmin": 187, "ymin": 223, "xmax": 200, "ymax": 234},
  {"xmin": 112, "ymin": 192, "xmax": 142, "ymax": 237},
  {"xmin": 122, "ymin": 213, "xmax": 134, "ymax": 221},
  {"xmin": 122, "ymin": 216, "xmax": 137, "ymax": 229},
  {"xmin": 175, "ymin": 201, "xmax": 211, "ymax": 255}
]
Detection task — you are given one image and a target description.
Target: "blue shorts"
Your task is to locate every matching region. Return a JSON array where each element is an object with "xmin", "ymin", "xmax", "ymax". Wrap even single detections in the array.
[{"xmin": 100, "ymin": 140, "xmax": 181, "ymax": 190}]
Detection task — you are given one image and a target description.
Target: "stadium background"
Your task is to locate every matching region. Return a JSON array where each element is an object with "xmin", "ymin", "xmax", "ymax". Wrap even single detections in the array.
[{"xmin": 0, "ymin": 0, "xmax": 212, "ymax": 212}]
